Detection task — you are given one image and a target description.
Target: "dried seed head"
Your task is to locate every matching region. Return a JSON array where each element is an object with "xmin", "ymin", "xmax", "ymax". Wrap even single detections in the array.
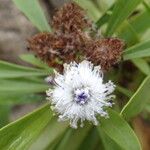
[
  {"xmin": 28, "ymin": 33, "xmax": 62, "ymax": 70},
  {"xmin": 52, "ymin": 2, "xmax": 93, "ymax": 33},
  {"xmin": 27, "ymin": 2, "xmax": 125, "ymax": 72},
  {"xmin": 28, "ymin": 32, "xmax": 89, "ymax": 71},
  {"xmin": 85, "ymin": 38, "xmax": 125, "ymax": 70}
]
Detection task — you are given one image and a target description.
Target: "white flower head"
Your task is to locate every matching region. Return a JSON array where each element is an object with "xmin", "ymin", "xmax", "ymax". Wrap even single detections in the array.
[{"xmin": 46, "ymin": 60, "xmax": 115, "ymax": 128}]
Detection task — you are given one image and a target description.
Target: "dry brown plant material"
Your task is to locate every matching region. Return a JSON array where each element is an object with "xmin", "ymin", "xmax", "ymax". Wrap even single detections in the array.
[
  {"xmin": 52, "ymin": 2, "xmax": 93, "ymax": 33},
  {"xmin": 28, "ymin": 2, "xmax": 125, "ymax": 71},
  {"xmin": 28, "ymin": 31, "xmax": 90, "ymax": 70},
  {"xmin": 85, "ymin": 38, "xmax": 125, "ymax": 70}
]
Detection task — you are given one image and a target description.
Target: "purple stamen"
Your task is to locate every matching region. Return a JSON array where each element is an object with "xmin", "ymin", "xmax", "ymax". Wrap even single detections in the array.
[{"xmin": 74, "ymin": 91, "xmax": 89, "ymax": 105}]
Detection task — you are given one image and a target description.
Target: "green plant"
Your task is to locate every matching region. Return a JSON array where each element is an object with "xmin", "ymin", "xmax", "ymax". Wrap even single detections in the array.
[{"xmin": 0, "ymin": 0, "xmax": 150, "ymax": 149}]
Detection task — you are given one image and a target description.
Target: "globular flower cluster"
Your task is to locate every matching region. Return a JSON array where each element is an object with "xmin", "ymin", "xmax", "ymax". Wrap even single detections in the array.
[
  {"xmin": 52, "ymin": 2, "xmax": 93, "ymax": 33},
  {"xmin": 86, "ymin": 38, "xmax": 124, "ymax": 70},
  {"xmin": 46, "ymin": 61, "xmax": 115, "ymax": 128}
]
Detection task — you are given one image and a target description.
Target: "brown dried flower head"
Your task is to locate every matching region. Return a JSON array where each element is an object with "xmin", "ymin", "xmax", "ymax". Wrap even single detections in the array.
[
  {"xmin": 28, "ymin": 2, "xmax": 125, "ymax": 71},
  {"xmin": 52, "ymin": 2, "xmax": 93, "ymax": 33},
  {"xmin": 28, "ymin": 33, "xmax": 61, "ymax": 70},
  {"xmin": 28, "ymin": 32, "xmax": 89, "ymax": 70},
  {"xmin": 85, "ymin": 38, "xmax": 125, "ymax": 70}
]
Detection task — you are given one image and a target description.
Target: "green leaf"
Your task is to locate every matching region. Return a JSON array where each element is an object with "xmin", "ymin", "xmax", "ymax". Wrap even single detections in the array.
[
  {"xmin": 0, "ymin": 105, "xmax": 11, "ymax": 128},
  {"xmin": 98, "ymin": 109, "xmax": 141, "ymax": 150},
  {"xmin": 55, "ymin": 125, "xmax": 91, "ymax": 150},
  {"xmin": 98, "ymin": 127, "xmax": 123, "ymax": 150},
  {"xmin": 121, "ymin": 76, "xmax": 150, "ymax": 120},
  {"xmin": 78, "ymin": 127, "xmax": 100, "ymax": 150},
  {"xmin": 0, "ymin": 93, "xmax": 44, "ymax": 104},
  {"xmin": 129, "ymin": 11, "xmax": 150, "ymax": 36},
  {"xmin": 20, "ymin": 54, "xmax": 53, "ymax": 72},
  {"xmin": 118, "ymin": 11, "xmax": 150, "ymax": 45},
  {"xmin": 74, "ymin": 0, "xmax": 101, "ymax": 21},
  {"xmin": 145, "ymin": 104, "xmax": 150, "ymax": 112},
  {"xmin": 96, "ymin": 4, "xmax": 114, "ymax": 28},
  {"xmin": 44, "ymin": 132, "xmax": 67, "ymax": 150},
  {"xmin": 12, "ymin": 0, "xmax": 51, "ymax": 32},
  {"xmin": 117, "ymin": 21, "xmax": 140, "ymax": 46},
  {"xmin": 29, "ymin": 118, "xmax": 68, "ymax": 150},
  {"xmin": 143, "ymin": 0, "xmax": 150, "ymax": 13},
  {"xmin": 123, "ymin": 39, "xmax": 150, "ymax": 60},
  {"xmin": 0, "ymin": 60, "xmax": 42, "ymax": 71},
  {"xmin": 0, "ymin": 104, "xmax": 52, "ymax": 150},
  {"xmin": 132, "ymin": 58, "xmax": 150, "ymax": 75},
  {"xmin": 106, "ymin": 0, "xmax": 142, "ymax": 36},
  {"xmin": 116, "ymin": 85, "xmax": 133, "ymax": 98},
  {"xmin": 0, "ymin": 78, "xmax": 49, "ymax": 94},
  {"xmin": 0, "ymin": 60, "xmax": 49, "ymax": 78}
]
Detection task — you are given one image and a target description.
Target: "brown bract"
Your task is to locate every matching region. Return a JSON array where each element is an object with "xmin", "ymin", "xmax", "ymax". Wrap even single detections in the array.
[
  {"xmin": 85, "ymin": 38, "xmax": 125, "ymax": 70},
  {"xmin": 28, "ymin": 31, "xmax": 89, "ymax": 71},
  {"xmin": 28, "ymin": 33, "xmax": 62, "ymax": 70},
  {"xmin": 52, "ymin": 2, "xmax": 92, "ymax": 33}
]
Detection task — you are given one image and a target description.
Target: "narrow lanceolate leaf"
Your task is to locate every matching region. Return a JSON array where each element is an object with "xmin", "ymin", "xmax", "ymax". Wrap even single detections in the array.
[
  {"xmin": 132, "ymin": 58, "xmax": 150, "ymax": 75},
  {"xmin": 121, "ymin": 76, "xmax": 150, "ymax": 120},
  {"xmin": 118, "ymin": 11, "xmax": 150, "ymax": 45},
  {"xmin": 74, "ymin": 0, "xmax": 101, "ymax": 21},
  {"xmin": 29, "ymin": 118, "xmax": 68, "ymax": 150},
  {"xmin": 96, "ymin": 4, "xmax": 114, "ymax": 28},
  {"xmin": 116, "ymin": 85, "xmax": 133, "ymax": 98},
  {"xmin": 20, "ymin": 54, "xmax": 52, "ymax": 72},
  {"xmin": 0, "ymin": 78, "xmax": 49, "ymax": 94},
  {"xmin": 117, "ymin": 21, "xmax": 140, "ymax": 46},
  {"xmin": 0, "ymin": 105, "xmax": 11, "ymax": 128},
  {"xmin": 0, "ymin": 60, "xmax": 49, "ymax": 78},
  {"xmin": 78, "ymin": 128, "xmax": 100, "ymax": 150},
  {"xmin": 105, "ymin": 0, "xmax": 142, "ymax": 36},
  {"xmin": 0, "ymin": 104, "xmax": 52, "ymax": 150},
  {"xmin": 143, "ymin": 0, "xmax": 150, "ymax": 12},
  {"xmin": 98, "ymin": 109, "xmax": 141, "ymax": 150},
  {"xmin": 55, "ymin": 126, "xmax": 91, "ymax": 150},
  {"xmin": 0, "ymin": 93, "xmax": 44, "ymax": 104},
  {"xmin": 123, "ymin": 39, "xmax": 150, "ymax": 60},
  {"xmin": 12, "ymin": 0, "xmax": 51, "ymax": 32},
  {"xmin": 98, "ymin": 127, "xmax": 123, "ymax": 150}
]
